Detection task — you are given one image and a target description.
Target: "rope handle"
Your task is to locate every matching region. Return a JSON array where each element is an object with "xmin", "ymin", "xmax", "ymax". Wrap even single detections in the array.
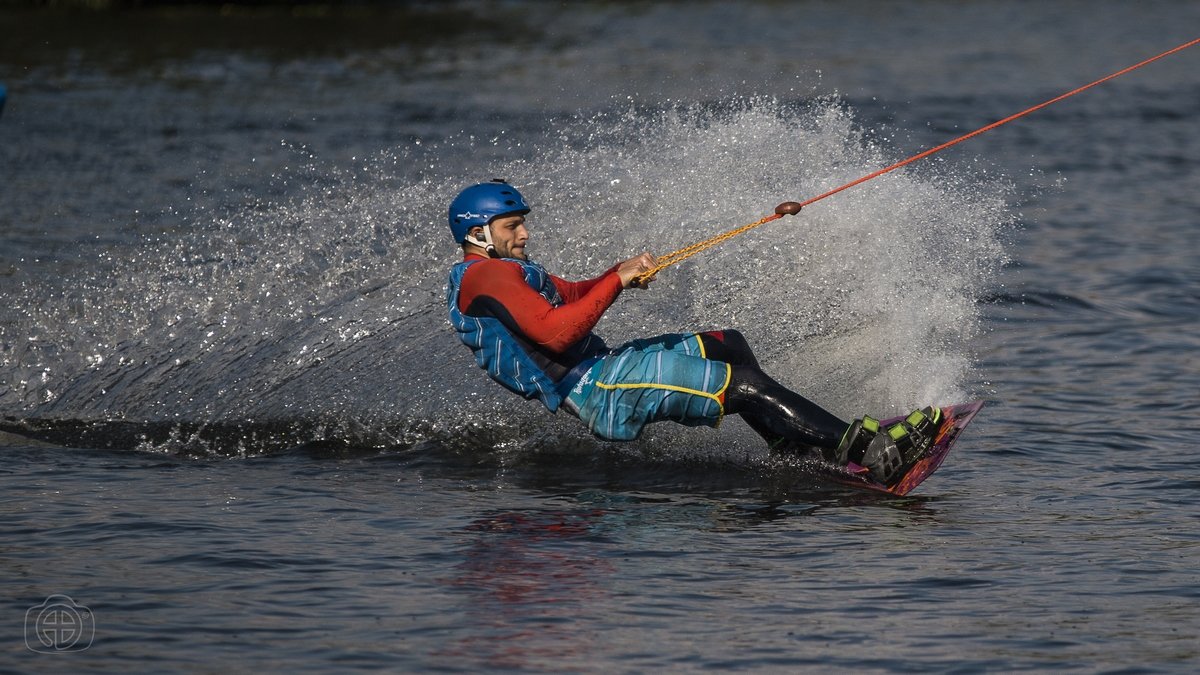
[{"xmin": 633, "ymin": 202, "xmax": 800, "ymax": 286}]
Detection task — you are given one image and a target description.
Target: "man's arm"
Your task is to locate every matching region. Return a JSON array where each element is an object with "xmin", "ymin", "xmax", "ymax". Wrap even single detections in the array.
[
  {"xmin": 551, "ymin": 265, "xmax": 620, "ymax": 302},
  {"xmin": 458, "ymin": 259, "xmax": 624, "ymax": 354},
  {"xmin": 550, "ymin": 251, "xmax": 658, "ymax": 301}
]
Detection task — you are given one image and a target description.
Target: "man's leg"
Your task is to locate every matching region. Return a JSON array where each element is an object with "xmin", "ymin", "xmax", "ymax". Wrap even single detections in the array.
[
  {"xmin": 723, "ymin": 364, "xmax": 848, "ymax": 455},
  {"xmin": 569, "ymin": 334, "xmax": 728, "ymax": 442},
  {"xmin": 570, "ymin": 330, "xmax": 935, "ymax": 486},
  {"xmin": 696, "ymin": 330, "xmax": 846, "ymax": 454},
  {"xmin": 696, "ymin": 330, "xmax": 759, "ymax": 367},
  {"xmin": 698, "ymin": 331, "xmax": 945, "ymax": 486}
]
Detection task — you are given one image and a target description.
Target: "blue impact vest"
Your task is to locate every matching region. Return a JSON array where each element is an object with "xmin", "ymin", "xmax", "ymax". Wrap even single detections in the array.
[{"xmin": 447, "ymin": 258, "xmax": 587, "ymax": 411}]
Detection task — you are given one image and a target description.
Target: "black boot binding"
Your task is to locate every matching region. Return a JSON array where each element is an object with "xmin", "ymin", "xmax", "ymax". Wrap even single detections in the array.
[
  {"xmin": 828, "ymin": 415, "xmax": 881, "ymax": 466},
  {"xmin": 858, "ymin": 406, "xmax": 943, "ymax": 486}
]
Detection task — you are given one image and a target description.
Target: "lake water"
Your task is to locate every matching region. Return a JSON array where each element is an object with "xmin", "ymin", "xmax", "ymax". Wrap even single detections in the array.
[{"xmin": 2, "ymin": 1, "xmax": 1198, "ymax": 671}]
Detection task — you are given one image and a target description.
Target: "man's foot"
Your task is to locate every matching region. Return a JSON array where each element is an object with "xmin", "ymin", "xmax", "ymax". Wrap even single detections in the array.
[
  {"xmin": 828, "ymin": 415, "xmax": 882, "ymax": 465},
  {"xmin": 859, "ymin": 406, "xmax": 943, "ymax": 486}
]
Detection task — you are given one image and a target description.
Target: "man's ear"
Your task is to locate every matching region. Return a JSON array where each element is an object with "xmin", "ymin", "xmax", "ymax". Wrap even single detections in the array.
[{"xmin": 468, "ymin": 227, "xmax": 486, "ymax": 243}]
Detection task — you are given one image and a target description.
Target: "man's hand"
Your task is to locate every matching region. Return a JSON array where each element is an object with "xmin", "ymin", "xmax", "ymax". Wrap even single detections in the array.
[{"xmin": 615, "ymin": 252, "xmax": 658, "ymax": 289}]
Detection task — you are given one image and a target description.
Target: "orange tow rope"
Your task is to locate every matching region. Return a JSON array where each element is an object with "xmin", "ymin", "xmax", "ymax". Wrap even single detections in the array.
[{"xmin": 634, "ymin": 37, "xmax": 1200, "ymax": 286}]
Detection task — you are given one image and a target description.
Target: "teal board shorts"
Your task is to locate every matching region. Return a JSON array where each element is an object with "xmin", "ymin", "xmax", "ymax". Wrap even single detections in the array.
[{"xmin": 561, "ymin": 333, "xmax": 731, "ymax": 441}]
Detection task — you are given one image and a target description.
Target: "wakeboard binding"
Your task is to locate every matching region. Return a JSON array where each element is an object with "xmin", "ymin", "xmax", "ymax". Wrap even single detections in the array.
[{"xmin": 831, "ymin": 406, "xmax": 943, "ymax": 486}]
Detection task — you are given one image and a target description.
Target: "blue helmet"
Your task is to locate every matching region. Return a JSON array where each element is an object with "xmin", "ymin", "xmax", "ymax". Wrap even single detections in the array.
[{"xmin": 448, "ymin": 180, "xmax": 531, "ymax": 244}]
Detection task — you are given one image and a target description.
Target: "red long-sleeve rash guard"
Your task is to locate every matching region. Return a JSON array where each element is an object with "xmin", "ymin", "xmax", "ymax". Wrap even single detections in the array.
[{"xmin": 457, "ymin": 253, "xmax": 623, "ymax": 354}]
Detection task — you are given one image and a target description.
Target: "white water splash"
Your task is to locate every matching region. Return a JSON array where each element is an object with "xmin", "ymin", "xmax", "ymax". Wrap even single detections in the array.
[{"xmin": 0, "ymin": 97, "xmax": 1012, "ymax": 455}]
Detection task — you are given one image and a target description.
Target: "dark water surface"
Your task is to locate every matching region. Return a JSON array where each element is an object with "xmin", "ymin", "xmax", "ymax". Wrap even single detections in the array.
[{"xmin": 2, "ymin": 2, "xmax": 1199, "ymax": 671}]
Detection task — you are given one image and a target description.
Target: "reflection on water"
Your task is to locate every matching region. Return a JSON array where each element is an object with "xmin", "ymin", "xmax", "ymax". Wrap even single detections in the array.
[
  {"xmin": 434, "ymin": 479, "xmax": 954, "ymax": 669},
  {"xmin": 442, "ymin": 509, "xmax": 613, "ymax": 670}
]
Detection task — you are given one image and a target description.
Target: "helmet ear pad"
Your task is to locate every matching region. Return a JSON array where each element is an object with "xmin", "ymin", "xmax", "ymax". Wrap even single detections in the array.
[{"xmin": 466, "ymin": 224, "xmax": 499, "ymax": 258}]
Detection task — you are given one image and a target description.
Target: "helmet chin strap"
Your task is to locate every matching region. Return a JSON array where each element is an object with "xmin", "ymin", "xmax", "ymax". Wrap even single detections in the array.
[
  {"xmin": 470, "ymin": 225, "xmax": 499, "ymax": 257},
  {"xmin": 480, "ymin": 224, "xmax": 499, "ymax": 258}
]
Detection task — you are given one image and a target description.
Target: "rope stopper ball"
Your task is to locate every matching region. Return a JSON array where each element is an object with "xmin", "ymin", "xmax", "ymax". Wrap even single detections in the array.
[{"xmin": 775, "ymin": 202, "xmax": 803, "ymax": 216}]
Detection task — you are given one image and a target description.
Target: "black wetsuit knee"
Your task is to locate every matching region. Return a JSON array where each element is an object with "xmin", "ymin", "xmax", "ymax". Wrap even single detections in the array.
[
  {"xmin": 725, "ymin": 364, "xmax": 847, "ymax": 451},
  {"xmin": 698, "ymin": 330, "xmax": 758, "ymax": 367}
]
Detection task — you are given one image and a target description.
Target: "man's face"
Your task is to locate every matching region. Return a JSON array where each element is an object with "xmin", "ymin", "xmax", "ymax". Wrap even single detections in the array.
[{"xmin": 485, "ymin": 214, "xmax": 530, "ymax": 260}]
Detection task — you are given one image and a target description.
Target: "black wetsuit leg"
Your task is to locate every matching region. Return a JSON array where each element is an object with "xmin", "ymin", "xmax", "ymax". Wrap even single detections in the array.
[
  {"xmin": 725, "ymin": 365, "xmax": 848, "ymax": 454},
  {"xmin": 697, "ymin": 330, "xmax": 759, "ymax": 367},
  {"xmin": 699, "ymin": 331, "xmax": 847, "ymax": 454}
]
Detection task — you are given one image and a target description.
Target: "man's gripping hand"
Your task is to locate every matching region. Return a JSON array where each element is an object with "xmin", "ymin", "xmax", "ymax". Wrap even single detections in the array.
[{"xmin": 615, "ymin": 253, "xmax": 658, "ymax": 289}]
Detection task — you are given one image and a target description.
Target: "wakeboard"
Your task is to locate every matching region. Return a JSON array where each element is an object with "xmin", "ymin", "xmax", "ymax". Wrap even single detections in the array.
[{"xmin": 834, "ymin": 401, "xmax": 985, "ymax": 496}]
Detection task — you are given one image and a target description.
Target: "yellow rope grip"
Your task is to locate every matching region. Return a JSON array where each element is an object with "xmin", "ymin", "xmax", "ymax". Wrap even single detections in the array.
[{"xmin": 632, "ymin": 201, "xmax": 803, "ymax": 287}]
